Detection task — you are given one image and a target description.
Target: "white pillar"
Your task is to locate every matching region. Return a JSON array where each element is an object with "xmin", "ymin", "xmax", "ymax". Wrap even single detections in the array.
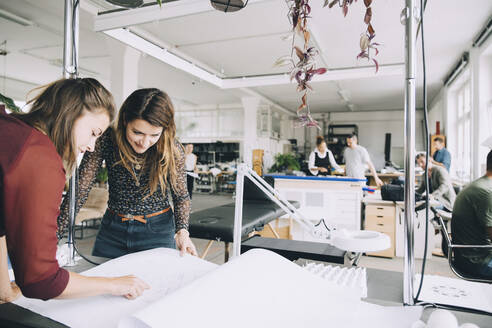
[
  {"xmin": 470, "ymin": 47, "xmax": 481, "ymax": 180},
  {"xmin": 107, "ymin": 38, "xmax": 141, "ymax": 109},
  {"xmin": 241, "ymin": 97, "xmax": 261, "ymax": 166}
]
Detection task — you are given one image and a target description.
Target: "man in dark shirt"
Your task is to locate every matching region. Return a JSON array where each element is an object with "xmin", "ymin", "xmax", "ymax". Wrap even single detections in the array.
[
  {"xmin": 452, "ymin": 150, "xmax": 492, "ymax": 278},
  {"xmin": 432, "ymin": 137, "xmax": 451, "ymax": 172}
]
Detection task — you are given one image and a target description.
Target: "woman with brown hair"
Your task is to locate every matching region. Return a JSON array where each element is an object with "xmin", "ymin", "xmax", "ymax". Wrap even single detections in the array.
[
  {"xmin": 0, "ymin": 78, "xmax": 149, "ymax": 302},
  {"xmin": 59, "ymin": 88, "xmax": 197, "ymax": 259}
]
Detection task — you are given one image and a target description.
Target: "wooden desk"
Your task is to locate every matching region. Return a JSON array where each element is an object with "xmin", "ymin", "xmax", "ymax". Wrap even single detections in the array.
[
  {"xmin": 366, "ymin": 172, "xmax": 423, "ymax": 187},
  {"xmin": 363, "ymin": 196, "xmax": 434, "ymax": 259}
]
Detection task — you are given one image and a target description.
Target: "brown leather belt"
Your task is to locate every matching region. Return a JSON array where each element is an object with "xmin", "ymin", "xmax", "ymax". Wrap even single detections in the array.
[{"xmin": 109, "ymin": 207, "xmax": 170, "ymax": 224}]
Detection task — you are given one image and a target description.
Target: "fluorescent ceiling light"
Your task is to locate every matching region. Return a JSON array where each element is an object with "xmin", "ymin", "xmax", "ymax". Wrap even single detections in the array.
[
  {"xmin": 104, "ymin": 28, "xmax": 223, "ymax": 87},
  {"xmin": 0, "ymin": 8, "xmax": 34, "ymax": 26}
]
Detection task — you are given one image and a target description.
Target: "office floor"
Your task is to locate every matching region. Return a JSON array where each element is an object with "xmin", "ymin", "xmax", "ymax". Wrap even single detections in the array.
[{"xmin": 68, "ymin": 193, "xmax": 456, "ymax": 278}]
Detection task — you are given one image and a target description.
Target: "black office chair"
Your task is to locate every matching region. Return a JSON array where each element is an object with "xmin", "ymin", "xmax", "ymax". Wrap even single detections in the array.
[{"xmin": 432, "ymin": 207, "xmax": 492, "ymax": 283}]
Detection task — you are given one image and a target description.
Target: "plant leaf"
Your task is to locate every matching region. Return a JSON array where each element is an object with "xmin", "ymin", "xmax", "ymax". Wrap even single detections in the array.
[
  {"xmin": 323, "ymin": 0, "xmax": 331, "ymax": 7},
  {"xmin": 0, "ymin": 93, "xmax": 21, "ymax": 112},
  {"xmin": 313, "ymin": 67, "xmax": 327, "ymax": 75},
  {"xmin": 294, "ymin": 46, "xmax": 305, "ymax": 61},
  {"xmin": 273, "ymin": 56, "xmax": 293, "ymax": 67},
  {"xmin": 303, "ymin": 30, "xmax": 310, "ymax": 45},
  {"xmin": 328, "ymin": 0, "xmax": 338, "ymax": 8},
  {"xmin": 343, "ymin": 4, "xmax": 348, "ymax": 17},
  {"xmin": 373, "ymin": 58, "xmax": 379, "ymax": 73},
  {"xmin": 364, "ymin": 0, "xmax": 372, "ymax": 7},
  {"xmin": 364, "ymin": 7, "xmax": 372, "ymax": 24},
  {"xmin": 367, "ymin": 23, "xmax": 375, "ymax": 36}
]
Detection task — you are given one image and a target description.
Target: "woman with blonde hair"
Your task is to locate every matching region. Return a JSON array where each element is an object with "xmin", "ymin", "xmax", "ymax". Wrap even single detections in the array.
[
  {"xmin": 0, "ymin": 78, "xmax": 149, "ymax": 302},
  {"xmin": 59, "ymin": 88, "xmax": 197, "ymax": 259}
]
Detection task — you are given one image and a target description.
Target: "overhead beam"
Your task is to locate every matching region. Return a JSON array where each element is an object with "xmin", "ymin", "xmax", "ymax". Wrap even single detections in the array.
[
  {"xmin": 104, "ymin": 28, "xmax": 223, "ymax": 87},
  {"xmin": 221, "ymin": 64, "xmax": 404, "ymax": 89},
  {"xmin": 94, "ymin": 0, "xmax": 271, "ymax": 32}
]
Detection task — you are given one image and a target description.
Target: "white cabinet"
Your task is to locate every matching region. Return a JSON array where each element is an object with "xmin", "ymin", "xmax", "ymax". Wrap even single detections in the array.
[{"xmin": 271, "ymin": 175, "xmax": 365, "ymax": 242}]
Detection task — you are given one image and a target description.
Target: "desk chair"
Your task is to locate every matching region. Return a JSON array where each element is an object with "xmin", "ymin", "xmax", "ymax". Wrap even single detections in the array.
[
  {"xmin": 74, "ymin": 187, "xmax": 108, "ymax": 239},
  {"xmin": 432, "ymin": 207, "xmax": 492, "ymax": 283}
]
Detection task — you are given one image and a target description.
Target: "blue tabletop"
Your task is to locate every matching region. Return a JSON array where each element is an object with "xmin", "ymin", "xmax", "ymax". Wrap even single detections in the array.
[{"xmin": 266, "ymin": 174, "xmax": 367, "ymax": 182}]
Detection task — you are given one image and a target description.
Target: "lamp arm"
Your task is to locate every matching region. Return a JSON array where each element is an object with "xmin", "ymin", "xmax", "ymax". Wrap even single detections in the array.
[{"xmin": 232, "ymin": 164, "xmax": 320, "ymax": 258}]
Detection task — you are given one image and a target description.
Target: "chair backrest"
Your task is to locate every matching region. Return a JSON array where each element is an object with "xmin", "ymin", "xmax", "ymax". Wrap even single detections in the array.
[
  {"xmin": 434, "ymin": 211, "xmax": 492, "ymax": 283},
  {"xmin": 84, "ymin": 187, "xmax": 109, "ymax": 210}
]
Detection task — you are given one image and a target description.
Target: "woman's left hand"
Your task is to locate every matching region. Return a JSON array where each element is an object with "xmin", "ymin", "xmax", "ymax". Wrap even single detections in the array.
[{"xmin": 175, "ymin": 229, "xmax": 198, "ymax": 257}]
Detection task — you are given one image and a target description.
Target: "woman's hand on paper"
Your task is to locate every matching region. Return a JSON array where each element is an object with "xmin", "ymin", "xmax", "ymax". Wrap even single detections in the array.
[
  {"xmin": 109, "ymin": 275, "xmax": 150, "ymax": 300},
  {"xmin": 175, "ymin": 229, "xmax": 198, "ymax": 257},
  {"xmin": 0, "ymin": 281, "xmax": 21, "ymax": 304}
]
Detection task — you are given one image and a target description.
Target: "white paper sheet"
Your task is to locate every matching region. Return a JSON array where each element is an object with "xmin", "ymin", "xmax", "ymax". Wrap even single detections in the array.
[
  {"xmin": 14, "ymin": 248, "xmax": 217, "ymax": 328},
  {"xmin": 121, "ymin": 249, "xmax": 422, "ymax": 328},
  {"xmin": 416, "ymin": 274, "xmax": 492, "ymax": 313},
  {"xmin": 14, "ymin": 248, "xmax": 423, "ymax": 328}
]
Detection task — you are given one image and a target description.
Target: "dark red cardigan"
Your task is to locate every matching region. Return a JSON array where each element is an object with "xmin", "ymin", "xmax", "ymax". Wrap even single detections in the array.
[{"xmin": 0, "ymin": 108, "xmax": 69, "ymax": 300}]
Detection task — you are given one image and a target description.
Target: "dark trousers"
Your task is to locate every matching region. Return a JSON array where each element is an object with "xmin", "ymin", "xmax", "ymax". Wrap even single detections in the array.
[
  {"xmin": 186, "ymin": 174, "xmax": 194, "ymax": 199},
  {"xmin": 92, "ymin": 209, "xmax": 176, "ymax": 259}
]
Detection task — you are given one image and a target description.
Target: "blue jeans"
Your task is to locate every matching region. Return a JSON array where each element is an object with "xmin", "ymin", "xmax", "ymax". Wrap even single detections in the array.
[
  {"xmin": 92, "ymin": 209, "xmax": 176, "ymax": 259},
  {"xmin": 478, "ymin": 258, "xmax": 492, "ymax": 278}
]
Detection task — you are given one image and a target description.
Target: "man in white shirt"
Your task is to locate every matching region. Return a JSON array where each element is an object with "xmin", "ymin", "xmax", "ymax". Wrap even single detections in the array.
[
  {"xmin": 344, "ymin": 134, "xmax": 383, "ymax": 186},
  {"xmin": 184, "ymin": 144, "xmax": 198, "ymax": 198},
  {"xmin": 308, "ymin": 136, "xmax": 343, "ymax": 176}
]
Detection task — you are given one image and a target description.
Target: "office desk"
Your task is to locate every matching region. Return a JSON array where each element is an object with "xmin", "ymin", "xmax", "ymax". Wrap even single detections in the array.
[
  {"xmin": 363, "ymin": 196, "xmax": 434, "ymax": 259},
  {"xmin": 365, "ymin": 172, "xmax": 424, "ymax": 186}
]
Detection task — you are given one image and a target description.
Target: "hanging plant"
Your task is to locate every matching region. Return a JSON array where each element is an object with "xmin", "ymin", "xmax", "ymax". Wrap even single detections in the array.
[
  {"xmin": 277, "ymin": 0, "xmax": 326, "ymax": 129},
  {"xmin": 277, "ymin": 0, "xmax": 381, "ymax": 129},
  {"xmin": 324, "ymin": 0, "xmax": 380, "ymax": 72}
]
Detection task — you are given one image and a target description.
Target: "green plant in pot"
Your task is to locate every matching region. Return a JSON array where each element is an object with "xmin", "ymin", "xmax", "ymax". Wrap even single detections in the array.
[
  {"xmin": 96, "ymin": 165, "xmax": 108, "ymax": 188},
  {"xmin": 269, "ymin": 153, "xmax": 300, "ymax": 174},
  {"xmin": 0, "ymin": 93, "xmax": 21, "ymax": 113}
]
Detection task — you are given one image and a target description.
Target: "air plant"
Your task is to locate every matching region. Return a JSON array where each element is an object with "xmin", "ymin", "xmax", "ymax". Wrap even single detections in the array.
[{"xmin": 324, "ymin": 0, "xmax": 380, "ymax": 72}]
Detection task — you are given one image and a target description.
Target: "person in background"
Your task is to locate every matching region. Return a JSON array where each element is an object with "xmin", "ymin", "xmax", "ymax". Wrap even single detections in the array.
[
  {"xmin": 416, "ymin": 153, "xmax": 456, "ymax": 211},
  {"xmin": 184, "ymin": 144, "xmax": 198, "ymax": 199},
  {"xmin": 344, "ymin": 134, "xmax": 383, "ymax": 186},
  {"xmin": 432, "ymin": 137, "xmax": 451, "ymax": 172},
  {"xmin": 58, "ymin": 88, "xmax": 197, "ymax": 259},
  {"xmin": 308, "ymin": 136, "xmax": 343, "ymax": 176},
  {"xmin": 0, "ymin": 78, "xmax": 149, "ymax": 303},
  {"xmin": 451, "ymin": 150, "xmax": 492, "ymax": 278}
]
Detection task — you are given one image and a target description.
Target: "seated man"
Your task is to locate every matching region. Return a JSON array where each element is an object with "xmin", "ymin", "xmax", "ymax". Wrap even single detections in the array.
[
  {"xmin": 432, "ymin": 137, "xmax": 451, "ymax": 172},
  {"xmin": 451, "ymin": 150, "xmax": 492, "ymax": 278},
  {"xmin": 416, "ymin": 153, "xmax": 456, "ymax": 211}
]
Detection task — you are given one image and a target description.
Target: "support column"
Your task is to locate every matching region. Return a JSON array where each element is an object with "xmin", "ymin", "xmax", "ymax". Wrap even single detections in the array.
[
  {"xmin": 241, "ymin": 97, "xmax": 261, "ymax": 166},
  {"xmin": 107, "ymin": 38, "xmax": 141, "ymax": 108},
  {"xmin": 470, "ymin": 48, "xmax": 481, "ymax": 180}
]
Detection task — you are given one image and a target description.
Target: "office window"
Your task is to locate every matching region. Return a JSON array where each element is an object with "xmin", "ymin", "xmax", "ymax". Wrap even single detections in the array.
[{"xmin": 451, "ymin": 81, "xmax": 472, "ymax": 183}]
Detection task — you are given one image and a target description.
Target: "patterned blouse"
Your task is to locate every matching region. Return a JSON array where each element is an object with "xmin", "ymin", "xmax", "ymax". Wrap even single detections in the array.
[{"xmin": 58, "ymin": 129, "xmax": 190, "ymax": 238}]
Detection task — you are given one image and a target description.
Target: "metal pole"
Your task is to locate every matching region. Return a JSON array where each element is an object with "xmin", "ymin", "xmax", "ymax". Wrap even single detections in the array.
[
  {"xmin": 403, "ymin": 0, "xmax": 417, "ymax": 305},
  {"xmin": 63, "ymin": 0, "xmax": 79, "ymax": 266},
  {"xmin": 232, "ymin": 163, "xmax": 246, "ymax": 257}
]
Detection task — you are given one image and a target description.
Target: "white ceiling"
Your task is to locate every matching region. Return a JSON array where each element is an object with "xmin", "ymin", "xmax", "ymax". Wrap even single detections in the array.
[{"xmin": 0, "ymin": 0, "xmax": 491, "ymax": 114}]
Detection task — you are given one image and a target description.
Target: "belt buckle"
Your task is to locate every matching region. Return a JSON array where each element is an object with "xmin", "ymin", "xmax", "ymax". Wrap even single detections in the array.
[{"xmin": 125, "ymin": 214, "xmax": 134, "ymax": 220}]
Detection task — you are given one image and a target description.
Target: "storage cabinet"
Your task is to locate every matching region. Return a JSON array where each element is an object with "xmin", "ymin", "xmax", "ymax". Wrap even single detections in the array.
[{"xmin": 365, "ymin": 204, "xmax": 396, "ymax": 258}]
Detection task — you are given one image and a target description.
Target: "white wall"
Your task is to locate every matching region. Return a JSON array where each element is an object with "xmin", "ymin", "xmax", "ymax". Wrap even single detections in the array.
[
  {"xmin": 432, "ymin": 37, "xmax": 492, "ymax": 180},
  {"xmin": 325, "ymin": 110, "xmax": 425, "ymax": 170},
  {"xmin": 174, "ymin": 102, "xmax": 297, "ymax": 166}
]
